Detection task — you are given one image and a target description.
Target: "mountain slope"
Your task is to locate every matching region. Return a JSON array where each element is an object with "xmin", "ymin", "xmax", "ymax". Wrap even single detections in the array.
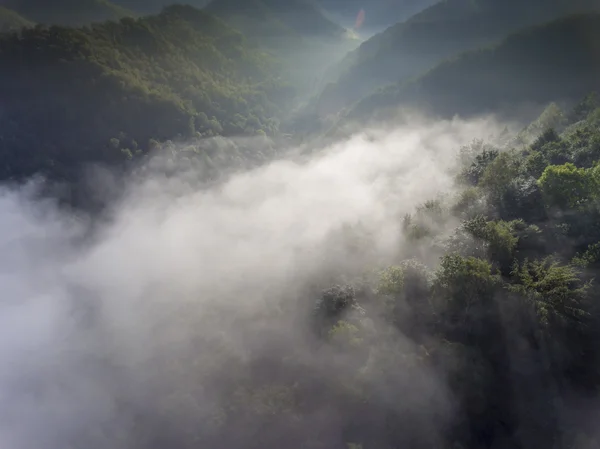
[
  {"xmin": 111, "ymin": 0, "xmax": 209, "ymax": 15},
  {"xmin": 349, "ymin": 14, "xmax": 600, "ymax": 120},
  {"xmin": 0, "ymin": 5, "xmax": 293, "ymax": 181},
  {"xmin": 318, "ymin": 0, "xmax": 600, "ymax": 115},
  {"xmin": 5, "ymin": 0, "xmax": 134, "ymax": 26},
  {"xmin": 318, "ymin": 0, "xmax": 436, "ymax": 31},
  {"xmin": 204, "ymin": 0, "xmax": 358, "ymax": 100},
  {"xmin": 0, "ymin": 6, "xmax": 33, "ymax": 32},
  {"xmin": 205, "ymin": 0, "xmax": 346, "ymax": 42}
]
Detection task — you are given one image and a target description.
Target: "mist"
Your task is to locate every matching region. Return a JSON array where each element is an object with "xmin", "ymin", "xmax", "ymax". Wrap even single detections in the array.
[{"xmin": 0, "ymin": 116, "xmax": 512, "ymax": 449}]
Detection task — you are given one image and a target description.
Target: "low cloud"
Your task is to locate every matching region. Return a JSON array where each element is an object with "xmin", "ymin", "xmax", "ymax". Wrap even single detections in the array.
[{"xmin": 0, "ymin": 115, "xmax": 507, "ymax": 449}]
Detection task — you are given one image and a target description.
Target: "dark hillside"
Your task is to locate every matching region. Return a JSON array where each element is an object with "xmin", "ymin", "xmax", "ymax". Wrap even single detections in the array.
[
  {"xmin": 318, "ymin": 0, "xmax": 600, "ymax": 115},
  {"xmin": 0, "ymin": 5, "xmax": 293, "ymax": 180},
  {"xmin": 0, "ymin": 6, "xmax": 33, "ymax": 32},
  {"xmin": 349, "ymin": 14, "xmax": 600, "ymax": 121},
  {"xmin": 4, "ymin": 0, "xmax": 134, "ymax": 26}
]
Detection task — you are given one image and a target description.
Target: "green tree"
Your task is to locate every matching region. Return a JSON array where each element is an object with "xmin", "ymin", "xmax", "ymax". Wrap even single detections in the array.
[
  {"xmin": 432, "ymin": 255, "xmax": 500, "ymax": 343},
  {"xmin": 538, "ymin": 162, "xmax": 600, "ymax": 209}
]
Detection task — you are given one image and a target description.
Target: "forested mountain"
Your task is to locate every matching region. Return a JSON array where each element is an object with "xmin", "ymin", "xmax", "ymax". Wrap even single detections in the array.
[
  {"xmin": 348, "ymin": 14, "xmax": 600, "ymax": 121},
  {"xmin": 110, "ymin": 0, "xmax": 208, "ymax": 14},
  {"xmin": 4, "ymin": 0, "xmax": 134, "ymax": 26},
  {"xmin": 9, "ymin": 91, "xmax": 600, "ymax": 449},
  {"xmin": 0, "ymin": 5, "xmax": 33, "ymax": 32},
  {"xmin": 0, "ymin": 5, "xmax": 294, "ymax": 181},
  {"xmin": 4, "ymin": 0, "xmax": 600, "ymax": 447},
  {"xmin": 204, "ymin": 0, "xmax": 359, "ymax": 102},
  {"xmin": 317, "ymin": 0, "xmax": 600, "ymax": 115},
  {"xmin": 205, "ymin": 0, "xmax": 346, "ymax": 42},
  {"xmin": 318, "ymin": 0, "xmax": 436, "ymax": 31}
]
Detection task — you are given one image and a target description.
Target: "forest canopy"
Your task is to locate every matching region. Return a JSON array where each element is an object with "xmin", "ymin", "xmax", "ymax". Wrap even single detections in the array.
[
  {"xmin": 2, "ymin": 2, "xmax": 600, "ymax": 448},
  {"xmin": 0, "ymin": 5, "xmax": 294, "ymax": 181},
  {"xmin": 348, "ymin": 13, "xmax": 600, "ymax": 121}
]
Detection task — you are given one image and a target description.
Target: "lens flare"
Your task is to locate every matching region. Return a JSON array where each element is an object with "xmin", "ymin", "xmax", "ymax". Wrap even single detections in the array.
[{"xmin": 355, "ymin": 8, "xmax": 365, "ymax": 29}]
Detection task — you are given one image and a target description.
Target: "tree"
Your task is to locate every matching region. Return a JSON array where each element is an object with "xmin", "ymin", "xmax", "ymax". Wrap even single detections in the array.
[
  {"xmin": 377, "ymin": 261, "xmax": 433, "ymax": 338},
  {"xmin": 432, "ymin": 255, "xmax": 500, "ymax": 343},
  {"xmin": 538, "ymin": 163, "xmax": 599, "ymax": 209}
]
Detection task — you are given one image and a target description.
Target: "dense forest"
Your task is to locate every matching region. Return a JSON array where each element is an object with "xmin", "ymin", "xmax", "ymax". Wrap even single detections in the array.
[
  {"xmin": 204, "ymin": 0, "xmax": 359, "ymax": 98},
  {"xmin": 316, "ymin": 0, "xmax": 600, "ymax": 115},
  {"xmin": 0, "ymin": 5, "xmax": 294, "ymax": 181},
  {"xmin": 348, "ymin": 13, "xmax": 600, "ymax": 121},
  {"xmin": 205, "ymin": 0, "xmax": 346, "ymax": 41},
  {"xmin": 3, "ymin": 0, "xmax": 135, "ymax": 25},
  {"xmin": 3, "ymin": 1, "xmax": 600, "ymax": 449}
]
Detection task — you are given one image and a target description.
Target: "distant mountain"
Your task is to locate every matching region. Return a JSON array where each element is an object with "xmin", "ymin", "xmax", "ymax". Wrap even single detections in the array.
[
  {"xmin": 348, "ymin": 13, "xmax": 600, "ymax": 121},
  {"xmin": 205, "ymin": 0, "xmax": 346, "ymax": 42},
  {"xmin": 4, "ymin": 0, "xmax": 134, "ymax": 26},
  {"xmin": 0, "ymin": 6, "xmax": 33, "ymax": 32},
  {"xmin": 0, "ymin": 5, "xmax": 293, "ymax": 181},
  {"xmin": 318, "ymin": 0, "xmax": 436, "ymax": 31},
  {"xmin": 318, "ymin": 0, "xmax": 600, "ymax": 115},
  {"xmin": 111, "ymin": 0, "xmax": 208, "ymax": 15},
  {"xmin": 204, "ymin": 0, "xmax": 358, "ymax": 100}
]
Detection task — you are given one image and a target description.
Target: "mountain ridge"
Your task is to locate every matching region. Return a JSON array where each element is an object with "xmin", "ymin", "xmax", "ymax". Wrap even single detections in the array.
[
  {"xmin": 0, "ymin": 6, "xmax": 33, "ymax": 32},
  {"xmin": 347, "ymin": 13, "xmax": 600, "ymax": 121},
  {"xmin": 4, "ymin": 0, "xmax": 135, "ymax": 26},
  {"xmin": 0, "ymin": 4, "xmax": 293, "ymax": 180},
  {"xmin": 318, "ymin": 0, "xmax": 600, "ymax": 115}
]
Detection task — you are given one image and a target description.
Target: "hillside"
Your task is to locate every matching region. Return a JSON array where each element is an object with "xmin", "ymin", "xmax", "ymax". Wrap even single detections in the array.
[
  {"xmin": 205, "ymin": 0, "xmax": 346, "ymax": 43},
  {"xmin": 204, "ymin": 0, "xmax": 358, "ymax": 100},
  {"xmin": 0, "ymin": 6, "xmax": 33, "ymax": 32},
  {"xmin": 348, "ymin": 14, "xmax": 600, "ymax": 121},
  {"xmin": 4, "ymin": 0, "xmax": 134, "ymax": 26},
  {"xmin": 0, "ymin": 5, "xmax": 294, "ymax": 181},
  {"xmin": 318, "ymin": 0, "xmax": 436, "ymax": 31},
  {"xmin": 317, "ymin": 0, "xmax": 600, "ymax": 115},
  {"xmin": 111, "ymin": 0, "xmax": 208, "ymax": 14}
]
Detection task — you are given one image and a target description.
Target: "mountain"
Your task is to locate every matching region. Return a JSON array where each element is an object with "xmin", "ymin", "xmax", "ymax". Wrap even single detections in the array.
[
  {"xmin": 318, "ymin": 0, "xmax": 600, "ymax": 115},
  {"xmin": 4, "ymin": 0, "xmax": 134, "ymax": 26},
  {"xmin": 111, "ymin": 0, "xmax": 208, "ymax": 15},
  {"xmin": 0, "ymin": 5, "xmax": 294, "ymax": 181},
  {"xmin": 318, "ymin": 0, "xmax": 436, "ymax": 31},
  {"xmin": 205, "ymin": 0, "xmax": 347, "ymax": 42},
  {"xmin": 348, "ymin": 13, "xmax": 600, "ymax": 121},
  {"xmin": 0, "ymin": 6, "xmax": 33, "ymax": 32},
  {"xmin": 204, "ymin": 0, "xmax": 358, "ymax": 101}
]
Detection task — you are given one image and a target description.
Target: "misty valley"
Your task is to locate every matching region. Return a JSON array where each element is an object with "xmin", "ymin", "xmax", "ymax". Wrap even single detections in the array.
[{"xmin": 2, "ymin": 1, "xmax": 600, "ymax": 449}]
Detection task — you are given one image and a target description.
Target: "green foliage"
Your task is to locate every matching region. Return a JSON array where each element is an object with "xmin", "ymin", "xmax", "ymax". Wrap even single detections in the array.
[
  {"xmin": 402, "ymin": 198, "xmax": 450, "ymax": 243},
  {"xmin": 538, "ymin": 162, "xmax": 600, "ymax": 209},
  {"xmin": 451, "ymin": 186, "xmax": 485, "ymax": 218},
  {"xmin": 480, "ymin": 151, "xmax": 522, "ymax": 193},
  {"xmin": 5, "ymin": 0, "xmax": 600, "ymax": 442},
  {"xmin": 377, "ymin": 266, "xmax": 405, "ymax": 297},
  {"xmin": 0, "ymin": 6, "xmax": 294, "ymax": 180},
  {"xmin": 462, "ymin": 216, "xmax": 519, "ymax": 273},
  {"xmin": 325, "ymin": 0, "xmax": 600, "ymax": 116},
  {"xmin": 349, "ymin": 14, "xmax": 600, "ymax": 120},
  {"xmin": 572, "ymin": 242, "xmax": 600, "ymax": 268},
  {"xmin": 313, "ymin": 285, "xmax": 363, "ymax": 334},
  {"xmin": 460, "ymin": 145, "xmax": 499, "ymax": 186},
  {"xmin": 432, "ymin": 255, "xmax": 500, "ymax": 342},
  {"xmin": 510, "ymin": 257, "xmax": 589, "ymax": 330},
  {"xmin": 568, "ymin": 92, "xmax": 600, "ymax": 124},
  {"xmin": 128, "ymin": 90, "xmax": 600, "ymax": 449},
  {"xmin": 328, "ymin": 320, "xmax": 363, "ymax": 347}
]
